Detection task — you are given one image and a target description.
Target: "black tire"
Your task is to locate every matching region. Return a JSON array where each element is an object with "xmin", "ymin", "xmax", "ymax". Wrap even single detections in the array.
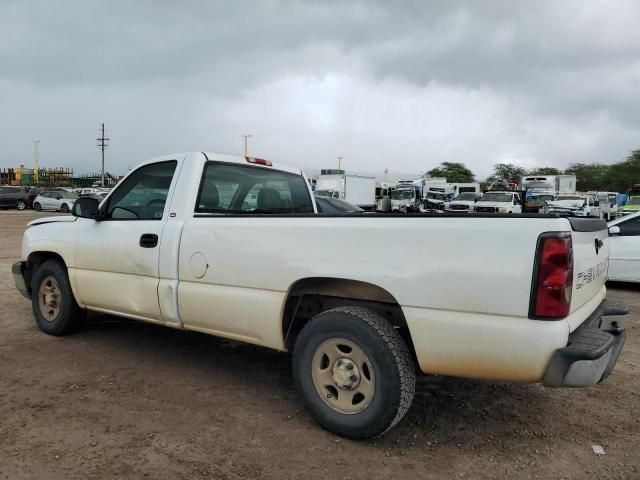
[
  {"xmin": 61, "ymin": 203, "xmax": 69, "ymax": 213},
  {"xmin": 31, "ymin": 260, "xmax": 85, "ymax": 335},
  {"xmin": 34, "ymin": 202, "xmax": 42, "ymax": 211},
  {"xmin": 292, "ymin": 306, "xmax": 415, "ymax": 439},
  {"xmin": 17, "ymin": 200, "xmax": 27, "ymax": 210}
]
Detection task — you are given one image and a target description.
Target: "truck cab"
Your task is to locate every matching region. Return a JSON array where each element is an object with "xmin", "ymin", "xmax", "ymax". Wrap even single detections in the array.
[
  {"xmin": 473, "ymin": 191, "xmax": 522, "ymax": 214},
  {"xmin": 545, "ymin": 194, "xmax": 601, "ymax": 218}
]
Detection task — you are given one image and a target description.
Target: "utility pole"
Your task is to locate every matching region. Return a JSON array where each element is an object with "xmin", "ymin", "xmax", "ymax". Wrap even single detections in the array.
[
  {"xmin": 242, "ymin": 134, "xmax": 252, "ymax": 157},
  {"xmin": 97, "ymin": 123, "xmax": 110, "ymax": 187},
  {"xmin": 337, "ymin": 156, "xmax": 343, "ymax": 171},
  {"xmin": 34, "ymin": 140, "xmax": 40, "ymax": 183}
]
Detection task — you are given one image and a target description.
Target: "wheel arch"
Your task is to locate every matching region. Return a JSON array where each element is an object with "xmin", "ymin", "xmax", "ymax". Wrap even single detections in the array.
[
  {"xmin": 281, "ymin": 277, "xmax": 416, "ymax": 358},
  {"xmin": 23, "ymin": 251, "xmax": 70, "ymax": 297}
]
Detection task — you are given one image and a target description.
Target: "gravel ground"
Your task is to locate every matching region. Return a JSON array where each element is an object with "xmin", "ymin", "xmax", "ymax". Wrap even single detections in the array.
[{"xmin": 1, "ymin": 210, "xmax": 639, "ymax": 479}]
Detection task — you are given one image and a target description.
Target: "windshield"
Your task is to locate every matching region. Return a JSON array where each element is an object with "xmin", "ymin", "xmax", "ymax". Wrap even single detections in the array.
[
  {"xmin": 627, "ymin": 197, "xmax": 640, "ymax": 206},
  {"xmin": 454, "ymin": 193, "xmax": 477, "ymax": 201},
  {"xmin": 530, "ymin": 194, "xmax": 554, "ymax": 202},
  {"xmin": 479, "ymin": 193, "xmax": 512, "ymax": 202},
  {"xmin": 391, "ymin": 190, "xmax": 414, "ymax": 200},
  {"xmin": 426, "ymin": 192, "xmax": 446, "ymax": 201},
  {"xmin": 555, "ymin": 196, "xmax": 582, "ymax": 201}
]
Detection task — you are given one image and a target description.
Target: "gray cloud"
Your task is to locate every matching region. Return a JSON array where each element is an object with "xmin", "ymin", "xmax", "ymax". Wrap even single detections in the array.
[{"xmin": 1, "ymin": 0, "xmax": 639, "ymax": 178}]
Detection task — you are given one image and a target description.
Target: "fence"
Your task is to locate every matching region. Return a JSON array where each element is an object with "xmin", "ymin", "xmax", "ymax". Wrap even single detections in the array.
[{"xmin": 0, "ymin": 167, "xmax": 120, "ymax": 188}]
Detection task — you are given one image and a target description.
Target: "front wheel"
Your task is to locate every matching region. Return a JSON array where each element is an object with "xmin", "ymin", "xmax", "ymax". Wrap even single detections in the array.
[
  {"xmin": 292, "ymin": 306, "xmax": 416, "ymax": 439},
  {"xmin": 31, "ymin": 260, "xmax": 85, "ymax": 335},
  {"xmin": 61, "ymin": 203, "xmax": 69, "ymax": 213},
  {"xmin": 17, "ymin": 200, "xmax": 27, "ymax": 210},
  {"xmin": 33, "ymin": 202, "xmax": 42, "ymax": 211}
]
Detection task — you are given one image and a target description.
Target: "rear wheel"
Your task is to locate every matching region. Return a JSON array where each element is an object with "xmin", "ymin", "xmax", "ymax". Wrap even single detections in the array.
[
  {"xmin": 293, "ymin": 306, "xmax": 415, "ymax": 439},
  {"xmin": 34, "ymin": 202, "xmax": 42, "ymax": 211},
  {"xmin": 31, "ymin": 260, "xmax": 85, "ymax": 335},
  {"xmin": 16, "ymin": 200, "xmax": 26, "ymax": 210}
]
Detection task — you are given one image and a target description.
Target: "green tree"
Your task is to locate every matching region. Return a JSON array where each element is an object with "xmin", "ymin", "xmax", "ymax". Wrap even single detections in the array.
[
  {"xmin": 603, "ymin": 150, "xmax": 640, "ymax": 193},
  {"xmin": 528, "ymin": 167, "xmax": 562, "ymax": 175},
  {"xmin": 486, "ymin": 163, "xmax": 528, "ymax": 183},
  {"xmin": 426, "ymin": 162, "xmax": 475, "ymax": 182},
  {"xmin": 564, "ymin": 163, "xmax": 609, "ymax": 192}
]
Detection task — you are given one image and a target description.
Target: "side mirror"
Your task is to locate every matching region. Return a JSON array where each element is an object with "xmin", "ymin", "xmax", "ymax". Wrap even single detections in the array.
[
  {"xmin": 72, "ymin": 196, "xmax": 101, "ymax": 219},
  {"xmin": 609, "ymin": 225, "xmax": 621, "ymax": 236}
]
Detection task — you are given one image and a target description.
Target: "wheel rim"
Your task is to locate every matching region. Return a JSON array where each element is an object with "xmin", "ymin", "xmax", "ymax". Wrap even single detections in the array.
[
  {"xmin": 17, "ymin": 202, "xmax": 25, "ymax": 210},
  {"xmin": 311, "ymin": 338, "xmax": 375, "ymax": 415},
  {"xmin": 38, "ymin": 276, "xmax": 62, "ymax": 322}
]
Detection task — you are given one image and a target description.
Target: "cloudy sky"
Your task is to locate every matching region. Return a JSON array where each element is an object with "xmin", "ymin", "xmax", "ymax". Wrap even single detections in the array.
[{"xmin": 1, "ymin": 0, "xmax": 639, "ymax": 179}]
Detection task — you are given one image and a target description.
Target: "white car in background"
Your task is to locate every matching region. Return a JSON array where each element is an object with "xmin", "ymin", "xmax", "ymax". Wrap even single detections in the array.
[
  {"xmin": 608, "ymin": 211, "xmax": 640, "ymax": 282},
  {"xmin": 32, "ymin": 190, "xmax": 78, "ymax": 213}
]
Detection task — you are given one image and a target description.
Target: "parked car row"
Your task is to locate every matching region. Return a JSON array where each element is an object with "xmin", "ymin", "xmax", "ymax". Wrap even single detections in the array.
[{"xmin": 0, "ymin": 185, "xmax": 112, "ymax": 212}]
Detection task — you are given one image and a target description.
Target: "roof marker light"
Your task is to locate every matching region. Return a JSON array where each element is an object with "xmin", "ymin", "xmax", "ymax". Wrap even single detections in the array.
[{"xmin": 246, "ymin": 156, "xmax": 272, "ymax": 166}]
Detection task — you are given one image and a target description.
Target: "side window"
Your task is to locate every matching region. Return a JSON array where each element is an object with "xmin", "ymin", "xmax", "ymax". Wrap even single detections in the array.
[
  {"xmin": 619, "ymin": 217, "xmax": 640, "ymax": 236},
  {"xmin": 196, "ymin": 162, "xmax": 313, "ymax": 214},
  {"xmin": 105, "ymin": 161, "xmax": 177, "ymax": 220}
]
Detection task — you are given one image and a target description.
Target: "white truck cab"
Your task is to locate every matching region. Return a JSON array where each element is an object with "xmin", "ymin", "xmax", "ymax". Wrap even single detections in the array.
[
  {"xmin": 473, "ymin": 191, "xmax": 522, "ymax": 213},
  {"xmin": 545, "ymin": 194, "xmax": 601, "ymax": 218},
  {"xmin": 12, "ymin": 152, "xmax": 627, "ymax": 439},
  {"xmin": 445, "ymin": 192, "xmax": 482, "ymax": 212}
]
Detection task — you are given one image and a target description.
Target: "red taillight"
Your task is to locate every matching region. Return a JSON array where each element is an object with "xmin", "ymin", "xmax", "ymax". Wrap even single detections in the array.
[
  {"xmin": 532, "ymin": 233, "xmax": 573, "ymax": 318},
  {"xmin": 246, "ymin": 156, "xmax": 272, "ymax": 166}
]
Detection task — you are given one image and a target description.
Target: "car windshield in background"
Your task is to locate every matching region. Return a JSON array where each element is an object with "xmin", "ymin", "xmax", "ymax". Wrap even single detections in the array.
[
  {"xmin": 391, "ymin": 190, "xmax": 414, "ymax": 200},
  {"xmin": 627, "ymin": 197, "xmax": 640, "ymax": 206},
  {"xmin": 532, "ymin": 195, "xmax": 554, "ymax": 202},
  {"xmin": 62, "ymin": 192, "xmax": 79, "ymax": 200},
  {"xmin": 454, "ymin": 193, "xmax": 477, "ymax": 201},
  {"xmin": 315, "ymin": 196, "xmax": 363, "ymax": 213},
  {"xmin": 555, "ymin": 196, "xmax": 582, "ymax": 201},
  {"xmin": 426, "ymin": 192, "xmax": 446, "ymax": 201},
  {"xmin": 315, "ymin": 190, "xmax": 335, "ymax": 198},
  {"xmin": 479, "ymin": 193, "xmax": 512, "ymax": 202}
]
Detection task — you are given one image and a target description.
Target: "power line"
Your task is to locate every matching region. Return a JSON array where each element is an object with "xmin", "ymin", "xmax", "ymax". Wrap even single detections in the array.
[{"xmin": 97, "ymin": 123, "xmax": 110, "ymax": 187}]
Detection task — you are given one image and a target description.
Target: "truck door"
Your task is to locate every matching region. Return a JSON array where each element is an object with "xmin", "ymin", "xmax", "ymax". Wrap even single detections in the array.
[
  {"xmin": 73, "ymin": 160, "xmax": 179, "ymax": 323},
  {"xmin": 587, "ymin": 196, "xmax": 599, "ymax": 217},
  {"xmin": 513, "ymin": 194, "xmax": 522, "ymax": 213},
  {"xmin": 177, "ymin": 160, "xmax": 314, "ymax": 349}
]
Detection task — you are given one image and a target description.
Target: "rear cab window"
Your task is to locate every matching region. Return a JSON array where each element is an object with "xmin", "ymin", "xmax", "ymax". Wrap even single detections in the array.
[{"xmin": 196, "ymin": 162, "xmax": 314, "ymax": 214}]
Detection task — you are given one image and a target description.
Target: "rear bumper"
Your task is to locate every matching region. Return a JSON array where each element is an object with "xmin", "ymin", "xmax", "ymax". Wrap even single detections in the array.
[
  {"xmin": 543, "ymin": 298, "xmax": 627, "ymax": 387},
  {"xmin": 12, "ymin": 261, "xmax": 31, "ymax": 299}
]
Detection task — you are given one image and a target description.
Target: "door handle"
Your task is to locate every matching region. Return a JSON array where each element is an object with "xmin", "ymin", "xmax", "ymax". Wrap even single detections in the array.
[{"xmin": 139, "ymin": 233, "xmax": 158, "ymax": 248}]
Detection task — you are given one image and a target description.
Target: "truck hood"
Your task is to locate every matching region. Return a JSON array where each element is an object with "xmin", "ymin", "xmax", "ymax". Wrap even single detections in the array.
[
  {"xmin": 448, "ymin": 200, "xmax": 475, "ymax": 207},
  {"xmin": 28, "ymin": 216, "xmax": 77, "ymax": 227},
  {"xmin": 475, "ymin": 201, "xmax": 510, "ymax": 208}
]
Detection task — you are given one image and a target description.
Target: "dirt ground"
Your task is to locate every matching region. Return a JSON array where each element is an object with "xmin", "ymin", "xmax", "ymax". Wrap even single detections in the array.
[{"xmin": 1, "ymin": 210, "xmax": 639, "ymax": 479}]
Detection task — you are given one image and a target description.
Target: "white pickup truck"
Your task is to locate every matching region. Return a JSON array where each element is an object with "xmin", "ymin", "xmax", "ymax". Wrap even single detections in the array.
[{"xmin": 13, "ymin": 152, "xmax": 627, "ymax": 439}]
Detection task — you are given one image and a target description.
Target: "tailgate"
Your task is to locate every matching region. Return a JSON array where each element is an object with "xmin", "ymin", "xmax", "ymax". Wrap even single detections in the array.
[{"xmin": 569, "ymin": 218, "xmax": 609, "ymax": 318}]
